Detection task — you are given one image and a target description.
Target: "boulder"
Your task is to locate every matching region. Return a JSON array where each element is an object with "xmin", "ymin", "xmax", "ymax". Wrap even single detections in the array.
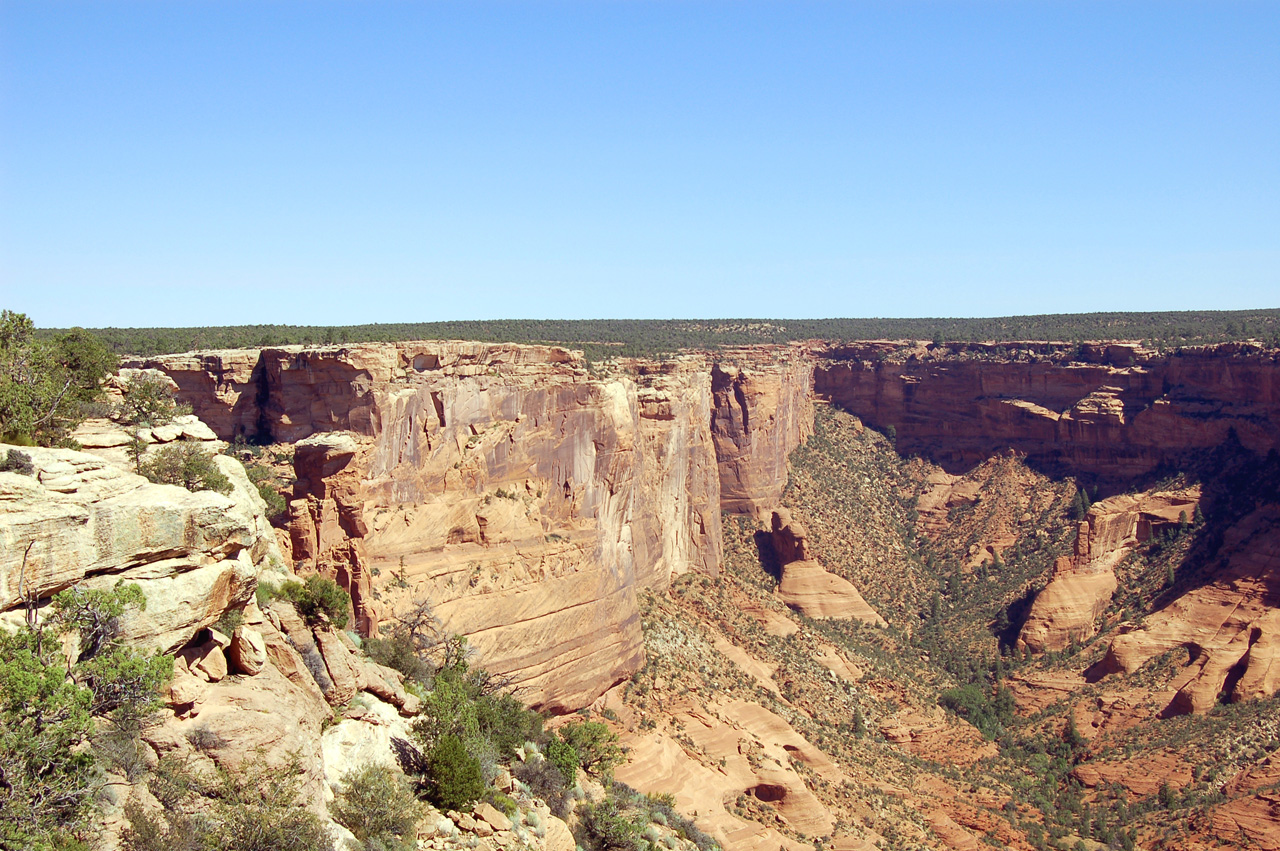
[
  {"xmin": 228, "ymin": 626, "xmax": 267, "ymax": 676},
  {"xmin": 542, "ymin": 816, "xmax": 575, "ymax": 851},
  {"xmin": 192, "ymin": 645, "xmax": 228, "ymax": 683},
  {"xmin": 474, "ymin": 801, "xmax": 512, "ymax": 832}
]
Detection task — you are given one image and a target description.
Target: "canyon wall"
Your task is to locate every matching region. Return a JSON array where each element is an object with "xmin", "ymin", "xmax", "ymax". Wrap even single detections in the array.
[
  {"xmin": 711, "ymin": 350, "xmax": 815, "ymax": 517},
  {"xmin": 128, "ymin": 340, "xmax": 1280, "ymax": 713},
  {"xmin": 129, "ymin": 343, "xmax": 813, "ymax": 711},
  {"xmin": 813, "ymin": 342, "xmax": 1280, "ymax": 484}
]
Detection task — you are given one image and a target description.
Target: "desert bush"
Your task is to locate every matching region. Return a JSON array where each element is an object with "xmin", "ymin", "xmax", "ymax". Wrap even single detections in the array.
[
  {"xmin": 123, "ymin": 755, "xmax": 334, "ymax": 851},
  {"xmin": 332, "ymin": 763, "xmax": 421, "ymax": 851},
  {"xmin": 513, "ymin": 755, "xmax": 572, "ymax": 818},
  {"xmin": 575, "ymin": 798, "xmax": 644, "ymax": 851},
  {"xmin": 214, "ymin": 607, "xmax": 244, "ymax": 637},
  {"xmin": 559, "ymin": 719, "xmax": 624, "ymax": 780},
  {"xmin": 425, "ymin": 734, "xmax": 485, "ymax": 811},
  {"xmin": 0, "ymin": 448, "xmax": 34, "ymax": 474},
  {"xmin": 140, "ymin": 443, "xmax": 232, "ymax": 494},
  {"xmin": 185, "ymin": 725, "xmax": 228, "ymax": 754},
  {"xmin": 278, "ymin": 575, "xmax": 351, "ymax": 629},
  {"xmin": 297, "ymin": 643, "xmax": 334, "ymax": 693},
  {"xmin": 92, "ymin": 715, "xmax": 151, "ymax": 782},
  {"xmin": 363, "ymin": 633, "xmax": 434, "ymax": 686}
]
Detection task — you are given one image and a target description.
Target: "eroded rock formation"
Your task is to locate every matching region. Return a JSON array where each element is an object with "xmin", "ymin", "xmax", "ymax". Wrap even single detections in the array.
[
  {"xmin": 1097, "ymin": 505, "xmax": 1280, "ymax": 716},
  {"xmin": 1017, "ymin": 488, "xmax": 1200, "ymax": 653},
  {"xmin": 769, "ymin": 509, "xmax": 885, "ymax": 625},
  {"xmin": 813, "ymin": 342, "xmax": 1280, "ymax": 483},
  {"xmin": 128, "ymin": 342, "xmax": 818, "ymax": 711},
  {"xmin": 0, "ymin": 446, "xmax": 283, "ymax": 652}
]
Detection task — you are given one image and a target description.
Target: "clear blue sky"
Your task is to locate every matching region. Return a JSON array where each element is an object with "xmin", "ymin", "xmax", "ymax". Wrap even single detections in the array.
[{"xmin": 1, "ymin": 1, "xmax": 1276, "ymax": 328}]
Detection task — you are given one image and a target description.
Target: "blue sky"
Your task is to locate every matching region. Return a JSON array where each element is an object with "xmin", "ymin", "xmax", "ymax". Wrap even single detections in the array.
[{"xmin": 1, "ymin": 1, "xmax": 1276, "ymax": 328}]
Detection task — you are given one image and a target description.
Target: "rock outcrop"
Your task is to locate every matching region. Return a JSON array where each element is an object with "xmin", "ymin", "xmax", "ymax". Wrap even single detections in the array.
[
  {"xmin": 0, "ymin": 445, "xmax": 281, "ymax": 652},
  {"xmin": 1018, "ymin": 488, "xmax": 1200, "ymax": 653},
  {"xmin": 711, "ymin": 353, "xmax": 814, "ymax": 518},
  {"xmin": 770, "ymin": 509, "xmax": 886, "ymax": 625},
  {"xmin": 813, "ymin": 342, "xmax": 1280, "ymax": 483},
  {"xmin": 1097, "ymin": 505, "xmax": 1280, "ymax": 715}
]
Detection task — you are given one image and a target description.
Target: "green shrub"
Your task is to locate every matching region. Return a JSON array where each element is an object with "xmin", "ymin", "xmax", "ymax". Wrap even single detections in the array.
[
  {"xmin": 545, "ymin": 734, "xmax": 579, "ymax": 786},
  {"xmin": 0, "ymin": 628, "xmax": 97, "ymax": 848},
  {"xmin": 332, "ymin": 764, "xmax": 421, "ymax": 851},
  {"xmin": 278, "ymin": 575, "xmax": 351, "ymax": 629},
  {"xmin": 559, "ymin": 720, "xmax": 624, "ymax": 780},
  {"xmin": 485, "ymin": 789, "xmax": 518, "ymax": 817},
  {"xmin": 140, "ymin": 443, "xmax": 232, "ymax": 494},
  {"xmin": 576, "ymin": 798, "xmax": 644, "ymax": 851},
  {"xmin": 0, "ymin": 448, "xmax": 34, "ymax": 475},
  {"xmin": 214, "ymin": 607, "xmax": 245, "ymax": 637},
  {"xmin": 363, "ymin": 634, "xmax": 434, "ymax": 686},
  {"xmin": 476, "ymin": 691, "xmax": 543, "ymax": 759},
  {"xmin": 238, "ymin": 459, "xmax": 288, "ymax": 520},
  {"xmin": 0, "ymin": 582, "xmax": 169, "ymax": 849},
  {"xmin": 425, "ymin": 734, "xmax": 485, "ymax": 811},
  {"xmin": 122, "ymin": 755, "xmax": 334, "ymax": 851},
  {"xmin": 117, "ymin": 372, "xmax": 187, "ymax": 429}
]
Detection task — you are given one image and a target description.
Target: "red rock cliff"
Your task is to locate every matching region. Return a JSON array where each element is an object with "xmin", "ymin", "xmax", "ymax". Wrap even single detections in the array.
[
  {"xmin": 813, "ymin": 342, "xmax": 1280, "ymax": 483},
  {"xmin": 133, "ymin": 342, "xmax": 739, "ymax": 712}
]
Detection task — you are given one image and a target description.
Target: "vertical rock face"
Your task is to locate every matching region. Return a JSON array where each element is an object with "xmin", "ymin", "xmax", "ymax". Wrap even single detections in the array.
[
  {"xmin": 630, "ymin": 358, "xmax": 723, "ymax": 588},
  {"xmin": 1017, "ymin": 489, "xmax": 1200, "ymax": 653},
  {"xmin": 138, "ymin": 342, "xmax": 752, "ymax": 711},
  {"xmin": 813, "ymin": 342, "xmax": 1280, "ymax": 483},
  {"xmin": 121, "ymin": 349, "xmax": 264, "ymax": 440},
  {"xmin": 1098, "ymin": 506, "xmax": 1280, "ymax": 716},
  {"xmin": 711, "ymin": 351, "xmax": 815, "ymax": 518}
]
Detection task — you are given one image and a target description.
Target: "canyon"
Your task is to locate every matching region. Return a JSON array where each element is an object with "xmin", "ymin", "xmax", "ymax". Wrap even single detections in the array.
[{"xmin": 5, "ymin": 336, "xmax": 1280, "ymax": 850}]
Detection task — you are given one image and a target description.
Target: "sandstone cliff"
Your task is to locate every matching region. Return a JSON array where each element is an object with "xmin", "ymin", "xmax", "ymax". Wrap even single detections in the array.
[
  {"xmin": 711, "ymin": 352, "xmax": 815, "ymax": 518},
  {"xmin": 1017, "ymin": 488, "xmax": 1200, "ymax": 653},
  {"xmin": 813, "ymin": 342, "xmax": 1280, "ymax": 483},
  {"xmin": 130, "ymin": 343, "xmax": 747, "ymax": 711}
]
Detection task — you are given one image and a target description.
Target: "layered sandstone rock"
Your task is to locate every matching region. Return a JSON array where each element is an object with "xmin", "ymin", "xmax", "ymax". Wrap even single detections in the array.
[
  {"xmin": 611, "ymin": 692, "xmax": 838, "ymax": 851},
  {"xmin": 1097, "ymin": 505, "xmax": 1280, "ymax": 715},
  {"xmin": 813, "ymin": 342, "xmax": 1280, "ymax": 482},
  {"xmin": 133, "ymin": 342, "xmax": 749, "ymax": 712},
  {"xmin": 1017, "ymin": 488, "xmax": 1200, "ymax": 653},
  {"xmin": 711, "ymin": 352, "xmax": 814, "ymax": 517},
  {"xmin": 770, "ymin": 510, "xmax": 886, "ymax": 625},
  {"xmin": 0, "ymin": 445, "xmax": 280, "ymax": 652}
]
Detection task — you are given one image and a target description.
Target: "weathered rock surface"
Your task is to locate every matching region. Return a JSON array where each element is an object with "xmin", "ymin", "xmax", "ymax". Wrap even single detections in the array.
[
  {"xmin": 612, "ymin": 692, "xmax": 832, "ymax": 851},
  {"xmin": 137, "ymin": 342, "xmax": 758, "ymax": 711},
  {"xmin": 711, "ymin": 354, "xmax": 814, "ymax": 518},
  {"xmin": 814, "ymin": 342, "xmax": 1280, "ymax": 483},
  {"xmin": 1018, "ymin": 488, "xmax": 1200, "ymax": 653},
  {"xmin": 227, "ymin": 625, "xmax": 267, "ymax": 675},
  {"xmin": 0, "ymin": 445, "xmax": 271, "ymax": 652},
  {"xmin": 770, "ymin": 509, "xmax": 886, "ymax": 625},
  {"xmin": 1097, "ymin": 505, "xmax": 1280, "ymax": 715}
]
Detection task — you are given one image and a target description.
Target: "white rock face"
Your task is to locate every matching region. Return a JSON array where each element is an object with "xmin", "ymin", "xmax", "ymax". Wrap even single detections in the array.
[
  {"xmin": 320, "ymin": 694, "xmax": 415, "ymax": 802},
  {"xmin": 0, "ymin": 443, "xmax": 280, "ymax": 652}
]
